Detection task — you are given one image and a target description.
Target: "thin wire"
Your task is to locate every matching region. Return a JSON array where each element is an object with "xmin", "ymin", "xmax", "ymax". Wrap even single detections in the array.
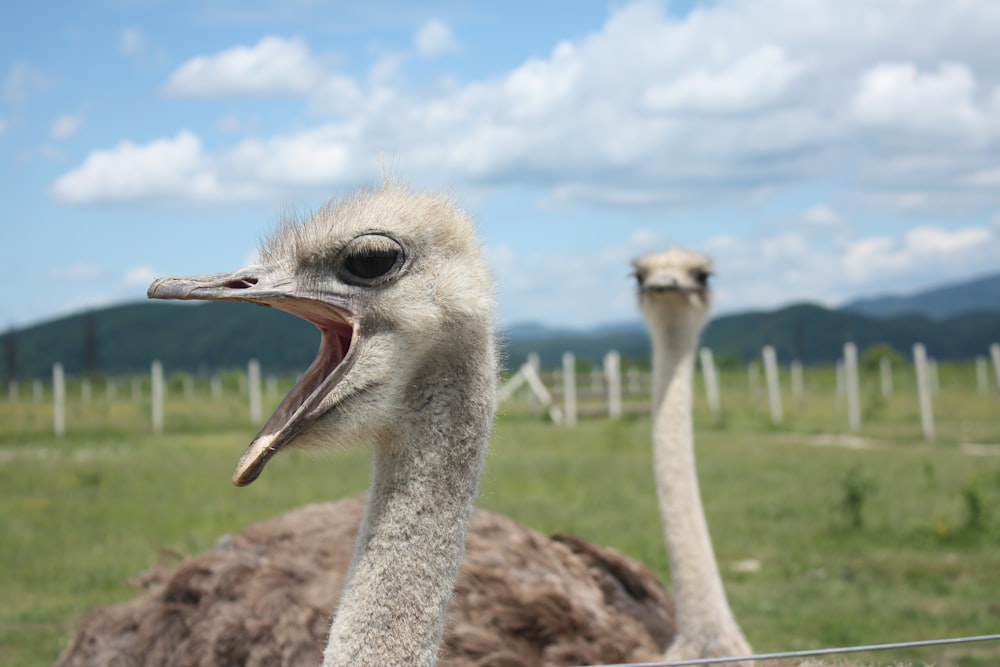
[{"xmin": 575, "ymin": 633, "xmax": 1000, "ymax": 667}]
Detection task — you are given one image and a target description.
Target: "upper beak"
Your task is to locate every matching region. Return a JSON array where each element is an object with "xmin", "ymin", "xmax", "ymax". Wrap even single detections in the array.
[
  {"xmin": 148, "ymin": 265, "xmax": 358, "ymax": 487},
  {"xmin": 147, "ymin": 265, "xmax": 292, "ymax": 304}
]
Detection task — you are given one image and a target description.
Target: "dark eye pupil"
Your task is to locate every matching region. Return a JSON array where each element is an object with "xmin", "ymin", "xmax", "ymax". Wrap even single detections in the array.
[
  {"xmin": 694, "ymin": 270, "xmax": 709, "ymax": 286},
  {"xmin": 344, "ymin": 248, "xmax": 399, "ymax": 280}
]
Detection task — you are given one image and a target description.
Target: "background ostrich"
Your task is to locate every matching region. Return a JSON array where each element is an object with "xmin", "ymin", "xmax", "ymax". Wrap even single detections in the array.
[
  {"xmin": 56, "ymin": 183, "xmax": 675, "ymax": 667},
  {"xmin": 634, "ymin": 248, "xmax": 753, "ymax": 665}
]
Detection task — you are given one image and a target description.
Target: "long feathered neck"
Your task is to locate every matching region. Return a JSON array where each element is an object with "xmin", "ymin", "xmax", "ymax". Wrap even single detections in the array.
[
  {"xmin": 322, "ymin": 336, "xmax": 496, "ymax": 667},
  {"xmin": 648, "ymin": 312, "xmax": 744, "ymax": 651}
]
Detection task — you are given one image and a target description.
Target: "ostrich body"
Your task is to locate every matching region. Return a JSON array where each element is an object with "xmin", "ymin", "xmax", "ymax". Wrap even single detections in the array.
[
  {"xmin": 634, "ymin": 249, "xmax": 753, "ymax": 665},
  {"xmin": 56, "ymin": 184, "xmax": 674, "ymax": 667}
]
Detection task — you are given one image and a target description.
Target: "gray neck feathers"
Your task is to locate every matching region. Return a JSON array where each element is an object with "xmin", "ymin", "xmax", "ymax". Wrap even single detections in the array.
[
  {"xmin": 322, "ymin": 335, "xmax": 496, "ymax": 667},
  {"xmin": 648, "ymin": 314, "xmax": 740, "ymax": 641}
]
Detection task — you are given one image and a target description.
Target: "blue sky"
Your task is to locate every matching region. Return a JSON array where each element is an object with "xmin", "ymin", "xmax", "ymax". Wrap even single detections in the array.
[{"xmin": 3, "ymin": 0, "xmax": 1000, "ymax": 331}]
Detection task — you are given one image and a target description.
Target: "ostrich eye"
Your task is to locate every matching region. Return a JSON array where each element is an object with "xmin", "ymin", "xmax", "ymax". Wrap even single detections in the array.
[
  {"xmin": 339, "ymin": 234, "xmax": 404, "ymax": 284},
  {"xmin": 345, "ymin": 248, "xmax": 398, "ymax": 279},
  {"xmin": 692, "ymin": 269, "xmax": 710, "ymax": 287}
]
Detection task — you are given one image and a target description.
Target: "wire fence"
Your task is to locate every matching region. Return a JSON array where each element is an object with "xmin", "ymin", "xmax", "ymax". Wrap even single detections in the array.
[
  {"xmin": 570, "ymin": 633, "xmax": 1000, "ymax": 667},
  {"xmin": 2, "ymin": 346, "xmax": 999, "ymax": 447}
]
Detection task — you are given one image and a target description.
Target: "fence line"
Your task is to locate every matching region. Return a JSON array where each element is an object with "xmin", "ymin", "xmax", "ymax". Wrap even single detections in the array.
[{"xmin": 6, "ymin": 342, "xmax": 998, "ymax": 436}]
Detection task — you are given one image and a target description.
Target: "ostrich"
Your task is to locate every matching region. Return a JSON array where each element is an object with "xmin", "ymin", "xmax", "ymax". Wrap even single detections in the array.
[
  {"xmin": 633, "ymin": 248, "xmax": 753, "ymax": 666},
  {"xmin": 55, "ymin": 183, "xmax": 674, "ymax": 667}
]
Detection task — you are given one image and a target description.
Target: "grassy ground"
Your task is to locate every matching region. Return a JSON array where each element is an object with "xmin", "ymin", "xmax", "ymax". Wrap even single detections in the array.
[{"xmin": 1, "ymin": 365, "xmax": 999, "ymax": 666}]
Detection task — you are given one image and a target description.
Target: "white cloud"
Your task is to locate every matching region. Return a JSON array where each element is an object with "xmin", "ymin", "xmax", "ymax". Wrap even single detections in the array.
[
  {"xmin": 801, "ymin": 205, "xmax": 841, "ymax": 226},
  {"xmin": 4, "ymin": 62, "xmax": 48, "ymax": 104},
  {"xmin": 50, "ymin": 131, "xmax": 233, "ymax": 204},
  {"xmin": 123, "ymin": 265, "xmax": 157, "ymax": 287},
  {"xmin": 49, "ymin": 128, "xmax": 366, "ymax": 205},
  {"xmin": 850, "ymin": 62, "xmax": 986, "ymax": 137},
  {"xmin": 51, "ymin": 0, "xmax": 1000, "ymax": 218},
  {"xmin": 843, "ymin": 225, "xmax": 997, "ymax": 283},
  {"xmin": 50, "ymin": 114, "xmax": 83, "ymax": 140},
  {"xmin": 163, "ymin": 36, "xmax": 326, "ymax": 98},
  {"xmin": 644, "ymin": 44, "xmax": 803, "ymax": 114},
  {"xmin": 120, "ymin": 27, "xmax": 144, "ymax": 56},
  {"xmin": 224, "ymin": 127, "xmax": 353, "ymax": 186},
  {"xmin": 415, "ymin": 19, "xmax": 457, "ymax": 57}
]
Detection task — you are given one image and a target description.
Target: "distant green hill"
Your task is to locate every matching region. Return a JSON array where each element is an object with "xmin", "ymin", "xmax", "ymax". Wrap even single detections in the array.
[
  {"xmin": 843, "ymin": 271, "xmax": 1000, "ymax": 319},
  {"xmin": 503, "ymin": 303, "xmax": 1000, "ymax": 370},
  {"xmin": 3, "ymin": 299, "xmax": 998, "ymax": 381}
]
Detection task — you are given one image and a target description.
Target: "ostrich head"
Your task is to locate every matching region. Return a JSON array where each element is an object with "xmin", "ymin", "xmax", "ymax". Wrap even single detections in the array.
[
  {"xmin": 632, "ymin": 248, "xmax": 713, "ymax": 334},
  {"xmin": 148, "ymin": 183, "xmax": 495, "ymax": 486}
]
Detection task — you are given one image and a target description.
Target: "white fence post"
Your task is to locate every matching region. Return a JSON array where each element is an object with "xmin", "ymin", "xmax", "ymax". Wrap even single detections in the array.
[
  {"xmin": 248, "ymin": 359, "xmax": 262, "ymax": 424},
  {"xmin": 990, "ymin": 343, "xmax": 1000, "ymax": 393},
  {"xmin": 151, "ymin": 361, "xmax": 164, "ymax": 434},
  {"xmin": 211, "ymin": 375, "xmax": 222, "ymax": 399},
  {"xmin": 699, "ymin": 347, "xmax": 721, "ymax": 422},
  {"xmin": 604, "ymin": 350, "xmax": 622, "ymax": 419},
  {"xmin": 913, "ymin": 343, "xmax": 935, "ymax": 441},
  {"xmin": 526, "ymin": 353, "xmax": 541, "ymax": 415},
  {"xmin": 843, "ymin": 343, "xmax": 861, "ymax": 432},
  {"xmin": 762, "ymin": 346, "xmax": 784, "ymax": 425},
  {"xmin": 53, "ymin": 363, "xmax": 65, "ymax": 437},
  {"xmin": 880, "ymin": 356, "xmax": 893, "ymax": 398},
  {"xmin": 562, "ymin": 352, "xmax": 577, "ymax": 427}
]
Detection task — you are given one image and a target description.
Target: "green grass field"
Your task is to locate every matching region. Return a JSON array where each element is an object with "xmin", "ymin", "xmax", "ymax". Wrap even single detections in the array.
[{"xmin": 2, "ymin": 363, "xmax": 999, "ymax": 666}]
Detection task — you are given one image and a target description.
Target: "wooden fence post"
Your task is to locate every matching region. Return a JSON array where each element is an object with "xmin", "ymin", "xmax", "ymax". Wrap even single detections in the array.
[
  {"xmin": 53, "ymin": 363, "xmax": 65, "ymax": 437},
  {"xmin": 151, "ymin": 361, "xmax": 164, "ymax": 434},
  {"xmin": 762, "ymin": 345, "xmax": 783, "ymax": 425},
  {"xmin": 604, "ymin": 350, "xmax": 622, "ymax": 419},
  {"xmin": 843, "ymin": 343, "xmax": 861, "ymax": 432},
  {"xmin": 990, "ymin": 343, "xmax": 1000, "ymax": 393},
  {"xmin": 913, "ymin": 343, "xmax": 935, "ymax": 441},
  {"xmin": 562, "ymin": 352, "xmax": 577, "ymax": 427},
  {"xmin": 699, "ymin": 347, "xmax": 721, "ymax": 422}
]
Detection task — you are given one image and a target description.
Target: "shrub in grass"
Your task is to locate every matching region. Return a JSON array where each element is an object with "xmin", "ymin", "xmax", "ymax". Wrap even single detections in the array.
[
  {"xmin": 841, "ymin": 464, "xmax": 876, "ymax": 529},
  {"xmin": 961, "ymin": 480, "xmax": 988, "ymax": 531}
]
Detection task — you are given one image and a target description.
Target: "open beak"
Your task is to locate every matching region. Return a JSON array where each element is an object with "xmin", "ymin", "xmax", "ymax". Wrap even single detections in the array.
[{"xmin": 148, "ymin": 266, "xmax": 358, "ymax": 486}]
